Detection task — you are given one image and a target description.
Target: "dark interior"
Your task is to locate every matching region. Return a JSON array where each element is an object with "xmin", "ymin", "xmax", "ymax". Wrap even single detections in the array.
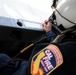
[{"xmin": 0, "ymin": 25, "xmax": 45, "ymax": 60}]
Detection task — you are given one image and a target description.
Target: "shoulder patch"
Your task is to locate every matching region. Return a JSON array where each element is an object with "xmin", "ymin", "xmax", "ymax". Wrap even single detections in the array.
[{"xmin": 31, "ymin": 44, "xmax": 63, "ymax": 75}]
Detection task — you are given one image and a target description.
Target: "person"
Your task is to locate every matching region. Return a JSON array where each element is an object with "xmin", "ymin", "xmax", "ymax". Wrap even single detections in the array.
[{"xmin": 0, "ymin": 20, "xmax": 76, "ymax": 75}]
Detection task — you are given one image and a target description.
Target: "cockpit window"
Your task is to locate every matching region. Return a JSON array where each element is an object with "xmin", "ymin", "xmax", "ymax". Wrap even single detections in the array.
[{"xmin": 0, "ymin": 0, "xmax": 53, "ymax": 22}]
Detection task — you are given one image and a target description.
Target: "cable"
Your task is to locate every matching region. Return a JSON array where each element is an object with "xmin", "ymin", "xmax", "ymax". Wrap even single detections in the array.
[{"xmin": 13, "ymin": 33, "xmax": 58, "ymax": 57}]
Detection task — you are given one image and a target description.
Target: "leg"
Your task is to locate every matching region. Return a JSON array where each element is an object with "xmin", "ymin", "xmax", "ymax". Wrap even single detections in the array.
[{"xmin": 0, "ymin": 53, "xmax": 11, "ymax": 68}]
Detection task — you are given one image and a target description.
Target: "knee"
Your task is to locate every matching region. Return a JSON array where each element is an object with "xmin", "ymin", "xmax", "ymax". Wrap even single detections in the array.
[{"xmin": 0, "ymin": 53, "xmax": 11, "ymax": 62}]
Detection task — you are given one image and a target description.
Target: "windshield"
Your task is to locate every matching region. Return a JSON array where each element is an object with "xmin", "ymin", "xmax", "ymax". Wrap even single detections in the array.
[{"xmin": 0, "ymin": 0, "xmax": 53, "ymax": 23}]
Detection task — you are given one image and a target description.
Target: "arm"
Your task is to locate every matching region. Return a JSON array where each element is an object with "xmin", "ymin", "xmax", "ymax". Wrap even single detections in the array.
[{"xmin": 42, "ymin": 20, "xmax": 56, "ymax": 42}]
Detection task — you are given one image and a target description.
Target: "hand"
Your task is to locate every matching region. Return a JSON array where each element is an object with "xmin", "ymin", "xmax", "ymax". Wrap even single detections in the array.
[{"xmin": 42, "ymin": 20, "xmax": 52, "ymax": 32}]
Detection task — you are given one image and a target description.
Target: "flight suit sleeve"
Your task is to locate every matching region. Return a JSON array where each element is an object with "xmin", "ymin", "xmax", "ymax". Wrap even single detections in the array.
[
  {"xmin": 28, "ymin": 41, "xmax": 76, "ymax": 75},
  {"xmin": 46, "ymin": 30, "xmax": 56, "ymax": 43}
]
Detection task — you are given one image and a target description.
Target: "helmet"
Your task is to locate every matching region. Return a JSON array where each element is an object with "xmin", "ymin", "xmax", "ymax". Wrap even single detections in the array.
[{"xmin": 54, "ymin": 0, "xmax": 76, "ymax": 28}]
